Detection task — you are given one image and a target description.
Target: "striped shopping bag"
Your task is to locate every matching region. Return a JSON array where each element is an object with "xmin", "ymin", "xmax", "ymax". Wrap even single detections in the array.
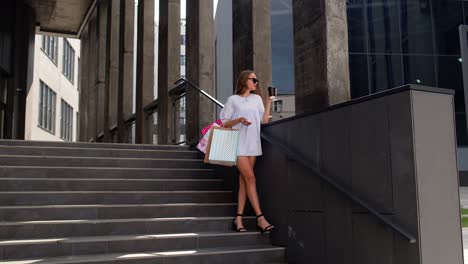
[
  {"xmin": 196, "ymin": 122, "xmax": 221, "ymax": 153},
  {"xmin": 204, "ymin": 127, "xmax": 240, "ymax": 166}
]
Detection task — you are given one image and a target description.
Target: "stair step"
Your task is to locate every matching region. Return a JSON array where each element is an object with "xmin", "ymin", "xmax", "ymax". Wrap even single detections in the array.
[
  {"xmin": 0, "ymin": 191, "xmax": 233, "ymax": 206},
  {"xmin": 0, "ymin": 146, "xmax": 201, "ymax": 159},
  {"xmin": 0, "ymin": 141, "xmax": 284, "ymax": 262},
  {"xmin": 0, "ymin": 140, "xmax": 190, "ymax": 151},
  {"xmin": 0, "ymin": 178, "xmax": 223, "ymax": 191},
  {"xmin": 0, "ymin": 232, "xmax": 271, "ymax": 260},
  {"xmin": 0, "ymin": 245, "xmax": 285, "ymax": 264},
  {"xmin": 0, "ymin": 203, "xmax": 238, "ymax": 221},
  {"xmin": 0, "ymin": 217, "xmax": 257, "ymax": 239},
  {"xmin": 0, "ymin": 167, "xmax": 216, "ymax": 179},
  {"xmin": 0, "ymin": 156, "xmax": 208, "ymax": 169}
]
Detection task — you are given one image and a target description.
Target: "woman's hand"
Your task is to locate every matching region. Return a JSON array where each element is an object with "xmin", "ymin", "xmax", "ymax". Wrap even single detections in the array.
[
  {"xmin": 224, "ymin": 117, "xmax": 250, "ymax": 128},
  {"xmin": 262, "ymin": 97, "xmax": 272, "ymax": 124},
  {"xmin": 238, "ymin": 117, "xmax": 252, "ymax": 126}
]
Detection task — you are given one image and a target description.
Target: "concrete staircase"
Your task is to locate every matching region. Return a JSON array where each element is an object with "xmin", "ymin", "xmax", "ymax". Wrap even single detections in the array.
[{"xmin": 0, "ymin": 140, "xmax": 285, "ymax": 263}]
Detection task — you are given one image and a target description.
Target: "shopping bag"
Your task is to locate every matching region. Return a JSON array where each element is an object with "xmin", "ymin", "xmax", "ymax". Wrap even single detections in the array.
[
  {"xmin": 196, "ymin": 122, "xmax": 221, "ymax": 153},
  {"xmin": 201, "ymin": 119, "xmax": 223, "ymax": 136},
  {"xmin": 204, "ymin": 126, "xmax": 240, "ymax": 166}
]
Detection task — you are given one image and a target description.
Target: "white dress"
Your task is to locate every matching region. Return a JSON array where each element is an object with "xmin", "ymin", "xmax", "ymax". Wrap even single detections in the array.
[{"xmin": 219, "ymin": 94, "xmax": 265, "ymax": 156}]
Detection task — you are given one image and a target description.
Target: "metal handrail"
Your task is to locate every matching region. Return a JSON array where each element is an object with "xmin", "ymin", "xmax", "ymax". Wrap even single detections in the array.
[
  {"xmin": 169, "ymin": 80, "xmax": 188, "ymax": 97},
  {"xmin": 171, "ymin": 78, "xmax": 224, "ymax": 108},
  {"xmin": 143, "ymin": 98, "xmax": 159, "ymax": 114},
  {"xmin": 171, "ymin": 91, "xmax": 186, "ymax": 145},
  {"xmin": 168, "ymin": 78, "xmax": 223, "ymax": 145},
  {"xmin": 260, "ymin": 132, "xmax": 417, "ymax": 243},
  {"xmin": 124, "ymin": 114, "xmax": 136, "ymax": 125}
]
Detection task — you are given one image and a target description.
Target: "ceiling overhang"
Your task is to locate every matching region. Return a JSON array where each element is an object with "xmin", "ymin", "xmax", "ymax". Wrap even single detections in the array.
[{"xmin": 27, "ymin": 0, "xmax": 96, "ymax": 38}]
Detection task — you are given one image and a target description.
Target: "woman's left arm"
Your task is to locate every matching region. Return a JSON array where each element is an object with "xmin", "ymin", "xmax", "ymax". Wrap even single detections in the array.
[{"xmin": 262, "ymin": 96, "xmax": 272, "ymax": 124}]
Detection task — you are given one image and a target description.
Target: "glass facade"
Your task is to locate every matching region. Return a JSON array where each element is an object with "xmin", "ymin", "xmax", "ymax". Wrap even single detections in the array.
[
  {"xmin": 347, "ymin": 0, "xmax": 467, "ymax": 144},
  {"xmin": 270, "ymin": 0, "xmax": 467, "ymax": 144}
]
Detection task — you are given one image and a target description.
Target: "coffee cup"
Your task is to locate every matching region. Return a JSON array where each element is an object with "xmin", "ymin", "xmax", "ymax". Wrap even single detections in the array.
[{"xmin": 267, "ymin": 86, "xmax": 277, "ymax": 100}]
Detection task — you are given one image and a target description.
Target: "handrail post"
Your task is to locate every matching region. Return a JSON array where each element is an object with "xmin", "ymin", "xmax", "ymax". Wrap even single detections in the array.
[
  {"xmin": 173, "ymin": 78, "xmax": 224, "ymax": 108},
  {"xmin": 145, "ymin": 113, "xmax": 151, "ymax": 144},
  {"xmin": 168, "ymin": 78, "xmax": 224, "ymax": 146}
]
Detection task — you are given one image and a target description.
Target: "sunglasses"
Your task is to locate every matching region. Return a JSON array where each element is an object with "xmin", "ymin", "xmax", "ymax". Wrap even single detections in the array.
[{"xmin": 247, "ymin": 78, "xmax": 259, "ymax": 84}]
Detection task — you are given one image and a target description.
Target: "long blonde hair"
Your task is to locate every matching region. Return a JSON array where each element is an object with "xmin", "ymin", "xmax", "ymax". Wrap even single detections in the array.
[{"xmin": 234, "ymin": 70, "xmax": 263, "ymax": 96}]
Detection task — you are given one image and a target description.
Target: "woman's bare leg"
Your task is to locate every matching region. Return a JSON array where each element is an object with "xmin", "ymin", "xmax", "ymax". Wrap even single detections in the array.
[
  {"xmin": 235, "ymin": 157, "xmax": 256, "ymax": 228},
  {"xmin": 237, "ymin": 156, "xmax": 273, "ymax": 230},
  {"xmin": 235, "ymin": 174, "xmax": 247, "ymax": 229}
]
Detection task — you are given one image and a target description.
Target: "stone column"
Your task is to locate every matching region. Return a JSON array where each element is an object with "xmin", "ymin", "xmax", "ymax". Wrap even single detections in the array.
[
  {"xmin": 232, "ymin": 0, "xmax": 272, "ymax": 101},
  {"xmin": 87, "ymin": 11, "xmax": 99, "ymax": 141},
  {"xmin": 13, "ymin": 2, "xmax": 35, "ymax": 140},
  {"xmin": 292, "ymin": 0, "xmax": 350, "ymax": 114},
  {"xmin": 103, "ymin": 0, "xmax": 114, "ymax": 142},
  {"xmin": 143, "ymin": 0, "xmax": 155, "ymax": 144},
  {"xmin": 103, "ymin": 0, "xmax": 113, "ymax": 142},
  {"xmin": 109, "ymin": 0, "xmax": 120, "ymax": 140},
  {"xmin": 96, "ymin": 0, "xmax": 108, "ymax": 140},
  {"xmin": 121, "ymin": 0, "xmax": 134, "ymax": 142},
  {"xmin": 109, "ymin": 0, "xmax": 125, "ymax": 142},
  {"xmin": 157, "ymin": 0, "xmax": 180, "ymax": 144},
  {"xmin": 79, "ymin": 28, "xmax": 90, "ymax": 142},
  {"xmin": 186, "ymin": 0, "xmax": 215, "ymax": 146},
  {"xmin": 135, "ymin": 0, "xmax": 155, "ymax": 144},
  {"xmin": 3, "ymin": 1, "xmax": 34, "ymax": 139}
]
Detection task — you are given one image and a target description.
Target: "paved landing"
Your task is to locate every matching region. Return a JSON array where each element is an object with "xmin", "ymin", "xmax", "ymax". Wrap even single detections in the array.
[{"xmin": 459, "ymin": 188, "xmax": 468, "ymax": 263}]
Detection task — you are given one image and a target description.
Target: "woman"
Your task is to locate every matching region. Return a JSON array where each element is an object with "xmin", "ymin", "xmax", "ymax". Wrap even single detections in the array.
[{"xmin": 220, "ymin": 70, "xmax": 274, "ymax": 233}]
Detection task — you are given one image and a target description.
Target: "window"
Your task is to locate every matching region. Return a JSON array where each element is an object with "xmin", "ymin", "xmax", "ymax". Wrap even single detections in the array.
[
  {"xmin": 60, "ymin": 99, "xmax": 73, "ymax": 141},
  {"xmin": 180, "ymin": 55, "xmax": 185, "ymax": 66},
  {"xmin": 41, "ymin": 36, "xmax": 58, "ymax": 64},
  {"xmin": 76, "ymin": 112, "xmax": 79, "ymax": 141},
  {"xmin": 273, "ymin": 100, "xmax": 283, "ymax": 113},
  {"xmin": 180, "ymin": 35, "xmax": 186, "ymax": 45},
  {"xmin": 77, "ymin": 57, "xmax": 81, "ymax": 91},
  {"xmin": 62, "ymin": 39, "xmax": 75, "ymax": 83},
  {"xmin": 38, "ymin": 81, "xmax": 56, "ymax": 134}
]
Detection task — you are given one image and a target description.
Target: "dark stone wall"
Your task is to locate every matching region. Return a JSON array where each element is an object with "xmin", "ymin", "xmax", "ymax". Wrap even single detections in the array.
[
  {"xmin": 253, "ymin": 85, "xmax": 462, "ymax": 264},
  {"xmin": 0, "ymin": 1, "xmax": 15, "ymax": 75},
  {"xmin": 1, "ymin": 0, "xmax": 36, "ymax": 139}
]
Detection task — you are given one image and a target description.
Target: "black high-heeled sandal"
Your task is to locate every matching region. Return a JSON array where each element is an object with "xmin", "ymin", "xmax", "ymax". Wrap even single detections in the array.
[
  {"xmin": 256, "ymin": 214, "xmax": 274, "ymax": 233},
  {"xmin": 232, "ymin": 213, "xmax": 247, "ymax": 232}
]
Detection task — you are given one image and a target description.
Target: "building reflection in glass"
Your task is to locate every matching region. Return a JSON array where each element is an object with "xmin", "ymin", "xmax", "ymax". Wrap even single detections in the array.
[
  {"xmin": 270, "ymin": 0, "xmax": 466, "ymax": 144},
  {"xmin": 347, "ymin": 0, "xmax": 466, "ymax": 144}
]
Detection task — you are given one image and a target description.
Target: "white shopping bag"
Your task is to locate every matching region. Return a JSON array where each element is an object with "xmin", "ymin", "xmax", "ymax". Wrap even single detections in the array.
[{"xmin": 204, "ymin": 127, "xmax": 240, "ymax": 166}]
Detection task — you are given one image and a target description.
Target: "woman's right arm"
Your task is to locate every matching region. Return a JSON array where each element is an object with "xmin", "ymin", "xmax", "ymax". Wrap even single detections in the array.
[
  {"xmin": 223, "ymin": 118, "xmax": 242, "ymax": 128},
  {"xmin": 220, "ymin": 97, "xmax": 249, "ymax": 128}
]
